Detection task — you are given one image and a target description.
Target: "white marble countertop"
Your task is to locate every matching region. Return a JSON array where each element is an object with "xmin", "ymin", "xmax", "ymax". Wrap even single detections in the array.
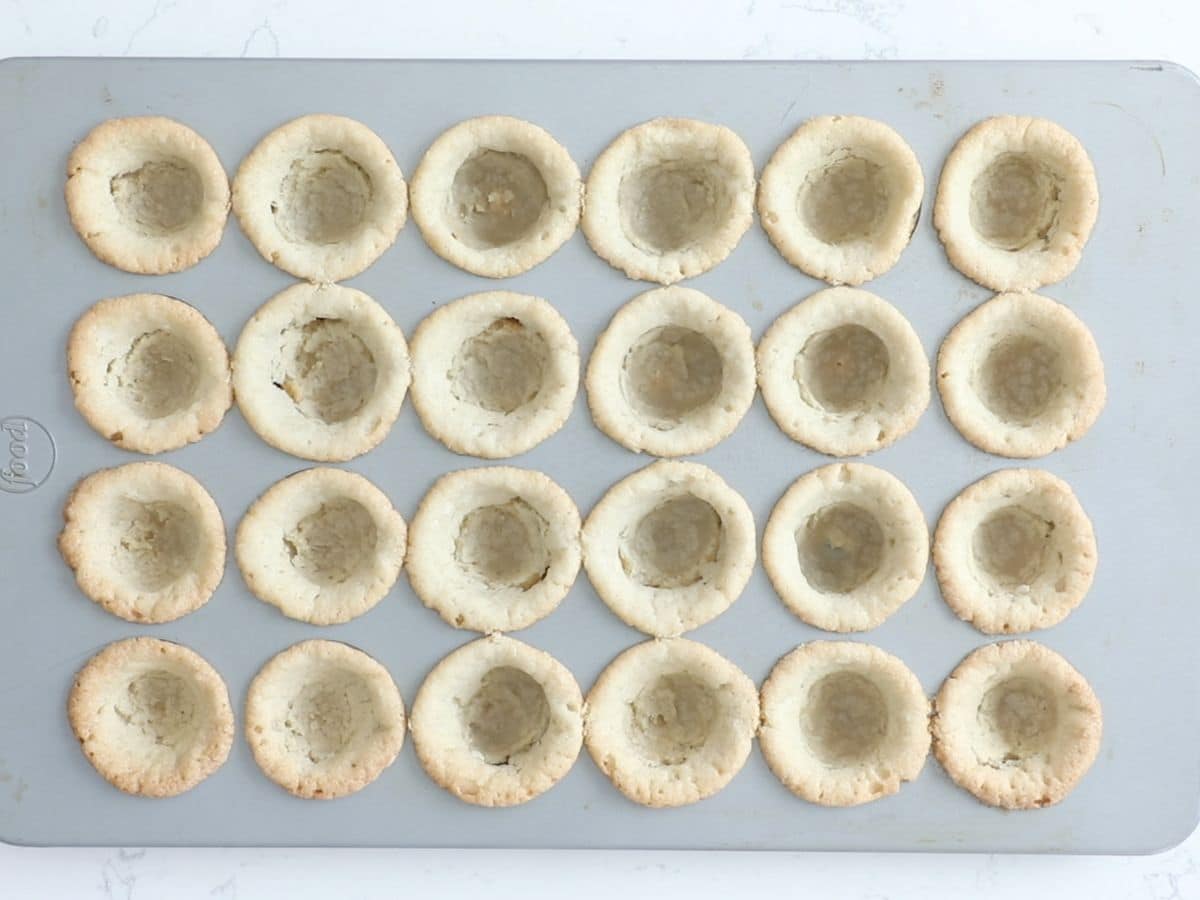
[{"xmin": 3, "ymin": 0, "xmax": 1198, "ymax": 896}]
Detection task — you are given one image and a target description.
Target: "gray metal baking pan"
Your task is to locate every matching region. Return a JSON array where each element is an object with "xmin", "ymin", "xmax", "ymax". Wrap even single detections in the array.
[{"xmin": 0, "ymin": 58, "xmax": 1197, "ymax": 853}]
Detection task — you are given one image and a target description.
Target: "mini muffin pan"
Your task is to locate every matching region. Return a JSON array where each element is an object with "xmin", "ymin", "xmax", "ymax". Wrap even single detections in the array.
[{"xmin": 0, "ymin": 57, "xmax": 1197, "ymax": 852}]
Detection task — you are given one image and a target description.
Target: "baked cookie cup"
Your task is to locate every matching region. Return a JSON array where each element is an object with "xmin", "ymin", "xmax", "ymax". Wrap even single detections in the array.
[
  {"xmin": 69, "ymin": 637, "xmax": 234, "ymax": 797},
  {"xmin": 582, "ymin": 460, "xmax": 755, "ymax": 637},
  {"xmin": 937, "ymin": 291, "xmax": 1105, "ymax": 458},
  {"xmin": 245, "ymin": 640, "xmax": 406, "ymax": 799},
  {"xmin": 759, "ymin": 641, "xmax": 930, "ymax": 807},
  {"xmin": 758, "ymin": 115, "xmax": 924, "ymax": 285},
  {"xmin": 68, "ymin": 294, "xmax": 232, "ymax": 454},
  {"xmin": 932, "ymin": 640, "xmax": 1102, "ymax": 809},
  {"xmin": 410, "ymin": 116, "xmax": 582, "ymax": 277},
  {"xmin": 934, "ymin": 116, "xmax": 1098, "ymax": 291},
  {"xmin": 66, "ymin": 116, "xmax": 230, "ymax": 274},
  {"xmin": 59, "ymin": 462, "xmax": 226, "ymax": 624},
  {"xmin": 934, "ymin": 469, "xmax": 1096, "ymax": 634},
  {"xmin": 236, "ymin": 467, "xmax": 407, "ymax": 625},
  {"xmin": 409, "ymin": 291, "xmax": 579, "ymax": 459},
  {"xmin": 410, "ymin": 634, "xmax": 584, "ymax": 807},
  {"xmin": 582, "ymin": 117, "xmax": 755, "ymax": 284},
  {"xmin": 757, "ymin": 287, "xmax": 929, "ymax": 457},
  {"xmin": 232, "ymin": 282, "xmax": 410, "ymax": 462},
  {"xmin": 762, "ymin": 463, "xmax": 928, "ymax": 633},
  {"xmin": 584, "ymin": 638, "xmax": 759, "ymax": 808},
  {"xmin": 586, "ymin": 286, "xmax": 755, "ymax": 457},
  {"xmin": 406, "ymin": 466, "xmax": 581, "ymax": 633},
  {"xmin": 232, "ymin": 114, "xmax": 407, "ymax": 283}
]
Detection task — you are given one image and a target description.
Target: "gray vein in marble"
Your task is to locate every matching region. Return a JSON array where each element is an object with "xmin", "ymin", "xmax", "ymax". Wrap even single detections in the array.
[
  {"xmin": 6, "ymin": 0, "xmax": 32, "ymax": 36},
  {"xmin": 1144, "ymin": 851, "xmax": 1198, "ymax": 900},
  {"xmin": 123, "ymin": 0, "xmax": 175, "ymax": 56},
  {"xmin": 742, "ymin": 34, "xmax": 772, "ymax": 58},
  {"xmin": 863, "ymin": 41, "xmax": 898, "ymax": 59},
  {"xmin": 241, "ymin": 19, "xmax": 281, "ymax": 58},
  {"xmin": 780, "ymin": 0, "xmax": 900, "ymax": 33},
  {"xmin": 98, "ymin": 855, "xmax": 137, "ymax": 900}
]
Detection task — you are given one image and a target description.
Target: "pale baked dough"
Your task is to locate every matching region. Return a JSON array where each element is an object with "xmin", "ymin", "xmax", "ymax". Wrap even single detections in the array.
[
  {"xmin": 68, "ymin": 294, "xmax": 232, "ymax": 454},
  {"xmin": 937, "ymin": 291, "xmax": 1105, "ymax": 458},
  {"xmin": 236, "ymin": 468, "xmax": 407, "ymax": 626},
  {"xmin": 582, "ymin": 118, "xmax": 755, "ymax": 284},
  {"xmin": 934, "ymin": 116, "xmax": 1098, "ymax": 291},
  {"xmin": 58, "ymin": 462, "xmax": 225, "ymax": 624},
  {"xmin": 933, "ymin": 469, "xmax": 1096, "ymax": 634},
  {"xmin": 410, "ymin": 116, "xmax": 582, "ymax": 277},
  {"xmin": 759, "ymin": 115, "xmax": 924, "ymax": 285},
  {"xmin": 232, "ymin": 114, "xmax": 407, "ymax": 283},
  {"xmin": 409, "ymin": 634, "xmax": 583, "ymax": 806},
  {"xmin": 406, "ymin": 467, "xmax": 580, "ymax": 633},
  {"xmin": 757, "ymin": 287, "xmax": 929, "ymax": 456},
  {"xmin": 932, "ymin": 640, "xmax": 1102, "ymax": 809},
  {"xmin": 69, "ymin": 637, "xmax": 234, "ymax": 797},
  {"xmin": 66, "ymin": 116, "xmax": 230, "ymax": 274},
  {"xmin": 409, "ymin": 291, "xmax": 578, "ymax": 458},
  {"xmin": 244, "ymin": 640, "xmax": 406, "ymax": 799},
  {"xmin": 584, "ymin": 638, "xmax": 759, "ymax": 808},
  {"xmin": 581, "ymin": 460, "xmax": 755, "ymax": 637},
  {"xmin": 586, "ymin": 286, "xmax": 755, "ymax": 456},
  {"xmin": 762, "ymin": 463, "xmax": 928, "ymax": 632},
  {"xmin": 759, "ymin": 641, "xmax": 929, "ymax": 807},
  {"xmin": 232, "ymin": 282, "xmax": 410, "ymax": 462}
]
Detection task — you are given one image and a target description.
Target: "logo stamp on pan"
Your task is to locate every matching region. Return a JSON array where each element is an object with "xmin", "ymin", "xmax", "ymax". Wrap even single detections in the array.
[{"xmin": 0, "ymin": 416, "xmax": 56, "ymax": 494}]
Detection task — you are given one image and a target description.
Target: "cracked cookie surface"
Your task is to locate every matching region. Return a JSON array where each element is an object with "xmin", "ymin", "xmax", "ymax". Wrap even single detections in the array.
[
  {"xmin": 232, "ymin": 282, "xmax": 410, "ymax": 461},
  {"xmin": 932, "ymin": 640, "xmax": 1102, "ymax": 809},
  {"xmin": 937, "ymin": 291, "xmax": 1105, "ymax": 458},
  {"xmin": 244, "ymin": 640, "xmax": 406, "ymax": 799},
  {"xmin": 66, "ymin": 116, "xmax": 230, "ymax": 274},
  {"xmin": 232, "ymin": 114, "xmax": 407, "ymax": 282},
  {"xmin": 409, "ymin": 291, "xmax": 578, "ymax": 458},
  {"xmin": 762, "ymin": 462, "xmax": 927, "ymax": 632},
  {"xmin": 584, "ymin": 638, "xmax": 758, "ymax": 807},
  {"xmin": 407, "ymin": 466, "xmax": 580, "ymax": 632},
  {"xmin": 933, "ymin": 116, "xmax": 1098, "ymax": 291},
  {"xmin": 411, "ymin": 116, "xmax": 581, "ymax": 277},
  {"xmin": 237, "ymin": 467, "xmax": 407, "ymax": 625},
  {"xmin": 586, "ymin": 286, "xmax": 755, "ymax": 457},
  {"xmin": 759, "ymin": 641, "xmax": 929, "ymax": 806},
  {"xmin": 69, "ymin": 637, "xmax": 234, "ymax": 797},
  {"xmin": 68, "ymin": 294, "xmax": 232, "ymax": 454},
  {"xmin": 59, "ymin": 462, "xmax": 226, "ymax": 624},
  {"xmin": 582, "ymin": 461, "xmax": 755, "ymax": 637},
  {"xmin": 582, "ymin": 118, "xmax": 755, "ymax": 284},
  {"xmin": 410, "ymin": 634, "xmax": 583, "ymax": 806},
  {"xmin": 759, "ymin": 115, "xmax": 924, "ymax": 285},
  {"xmin": 933, "ymin": 468, "xmax": 1096, "ymax": 633},
  {"xmin": 757, "ymin": 286, "xmax": 929, "ymax": 456}
]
